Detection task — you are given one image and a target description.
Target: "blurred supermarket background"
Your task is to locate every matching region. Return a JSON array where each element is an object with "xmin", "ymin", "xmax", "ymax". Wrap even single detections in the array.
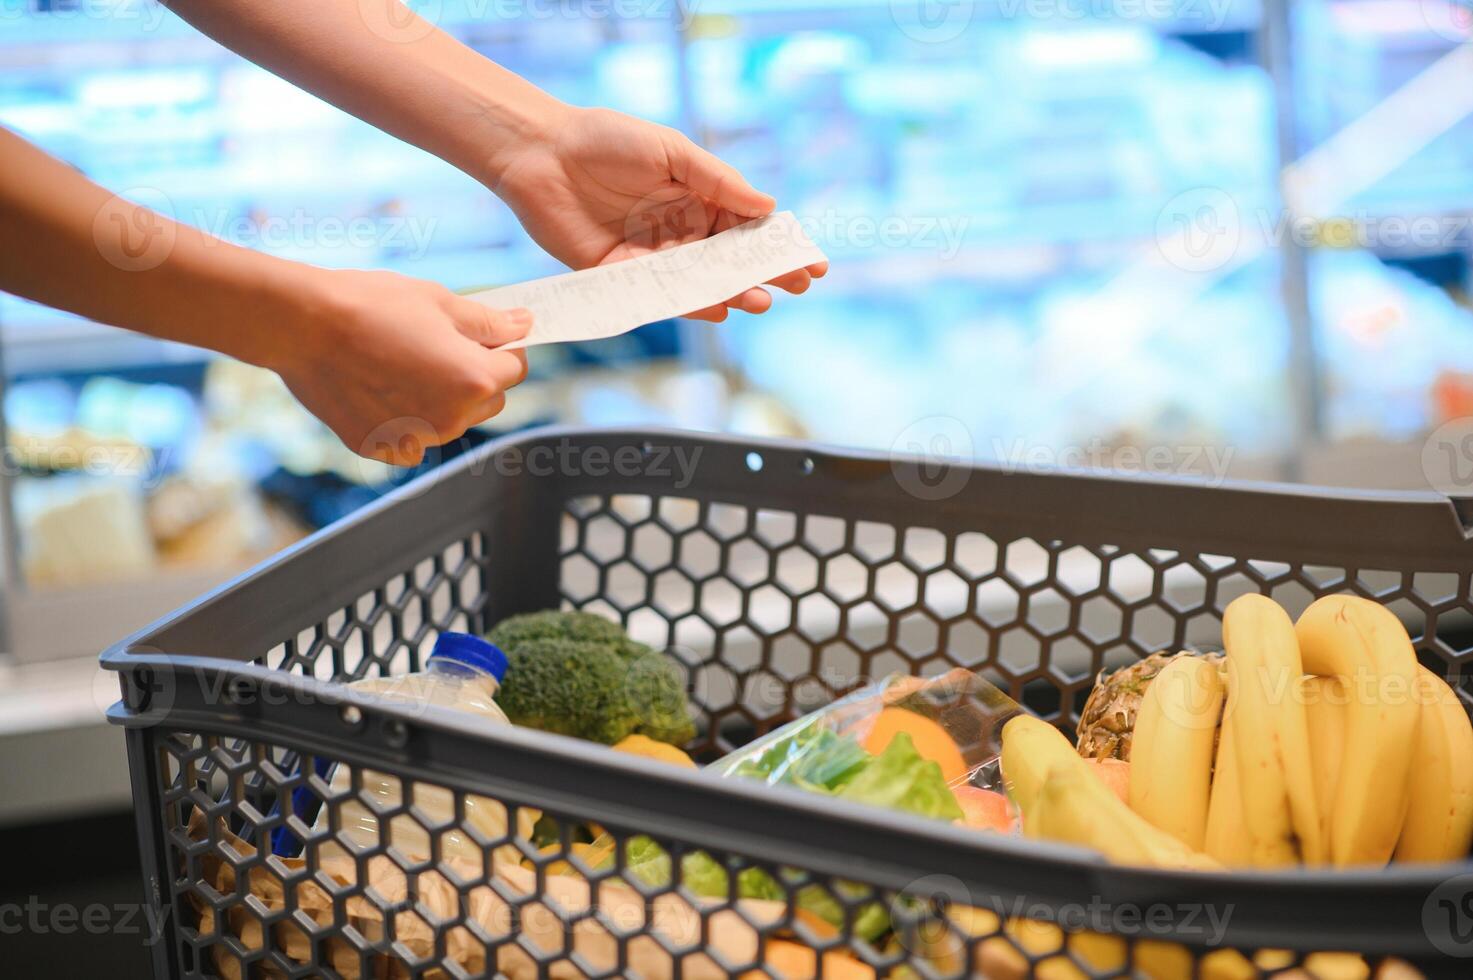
[{"xmin": 0, "ymin": 0, "xmax": 1471, "ymax": 970}]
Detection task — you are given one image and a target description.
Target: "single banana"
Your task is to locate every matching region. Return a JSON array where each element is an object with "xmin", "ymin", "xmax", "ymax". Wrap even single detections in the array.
[
  {"xmin": 1204, "ymin": 706, "xmax": 1255, "ymax": 866},
  {"xmin": 1302, "ymin": 675, "xmax": 1348, "ymax": 843},
  {"xmin": 1219, "ymin": 595, "xmax": 1325, "ymax": 866},
  {"xmin": 1130, "ymin": 654, "xmax": 1225, "ymax": 850},
  {"xmin": 1028, "ymin": 764, "xmax": 1222, "ymax": 871},
  {"xmin": 1001, "ymin": 714, "xmax": 1091, "ymax": 816},
  {"xmin": 1395, "ymin": 666, "xmax": 1473, "ymax": 863},
  {"xmin": 1295, "ymin": 595, "xmax": 1420, "ymax": 866}
]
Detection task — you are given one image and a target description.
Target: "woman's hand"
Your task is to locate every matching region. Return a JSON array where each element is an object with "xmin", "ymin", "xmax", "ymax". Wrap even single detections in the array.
[
  {"xmin": 0, "ymin": 128, "xmax": 531, "ymax": 466},
  {"xmin": 490, "ymin": 106, "xmax": 828, "ymax": 323},
  {"xmin": 270, "ymin": 269, "xmax": 531, "ymax": 465}
]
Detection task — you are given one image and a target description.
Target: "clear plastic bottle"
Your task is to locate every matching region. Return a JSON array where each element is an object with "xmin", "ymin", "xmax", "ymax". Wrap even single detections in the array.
[{"xmin": 302, "ymin": 633, "xmax": 536, "ymax": 869}]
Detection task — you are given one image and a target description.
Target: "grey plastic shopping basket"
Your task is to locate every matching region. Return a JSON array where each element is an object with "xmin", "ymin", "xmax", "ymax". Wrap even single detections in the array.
[{"xmin": 103, "ymin": 427, "xmax": 1473, "ymax": 979}]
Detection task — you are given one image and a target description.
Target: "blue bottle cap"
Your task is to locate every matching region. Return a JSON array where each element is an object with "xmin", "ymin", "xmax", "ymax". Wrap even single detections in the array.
[{"xmin": 429, "ymin": 632, "xmax": 508, "ymax": 683}]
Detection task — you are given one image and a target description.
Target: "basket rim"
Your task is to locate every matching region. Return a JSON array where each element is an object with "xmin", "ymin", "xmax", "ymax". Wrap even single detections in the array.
[{"xmin": 104, "ymin": 424, "xmax": 1473, "ymax": 666}]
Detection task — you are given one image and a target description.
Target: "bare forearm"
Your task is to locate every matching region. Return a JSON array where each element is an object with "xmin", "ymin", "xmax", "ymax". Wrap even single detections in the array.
[
  {"xmin": 0, "ymin": 128, "xmax": 310, "ymax": 369},
  {"xmin": 164, "ymin": 0, "xmax": 567, "ymax": 187}
]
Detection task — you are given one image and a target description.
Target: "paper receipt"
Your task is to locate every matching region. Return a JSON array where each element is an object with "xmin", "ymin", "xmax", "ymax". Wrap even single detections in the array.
[{"xmin": 465, "ymin": 211, "xmax": 827, "ymax": 349}]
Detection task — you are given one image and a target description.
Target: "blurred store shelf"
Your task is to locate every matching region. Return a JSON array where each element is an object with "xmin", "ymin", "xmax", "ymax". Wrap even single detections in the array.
[
  {"xmin": 4, "ymin": 562, "xmax": 252, "ymax": 665},
  {"xmin": 0, "ymin": 656, "xmax": 133, "ymax": 826},
  {"xmin": 2, "ymin": 310, "xmax": 212, "ymax": 375}
]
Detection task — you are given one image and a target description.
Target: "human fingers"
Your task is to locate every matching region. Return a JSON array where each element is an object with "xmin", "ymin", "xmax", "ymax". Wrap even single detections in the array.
[
  {"xmin": 725, "ymin": 287, "xmax": 773, "ymax": 315},
  {"xmin": 668, "ymin": 135, "xmax": 775, "ymax": 219},
  {"xmin": 448, "ymin": 294, "xmax": 533, "ymax": 348},
  {"xmin": 684, "ymin": 304, "xmax": 730, "ymax": 323},
  {"xmin": 765, "ymin": 268, "xmax": 813, "ymax": 295}
]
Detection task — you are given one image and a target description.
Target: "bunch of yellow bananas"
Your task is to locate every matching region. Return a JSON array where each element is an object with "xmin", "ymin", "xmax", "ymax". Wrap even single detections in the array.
[
  {"xmin": 1131, "ymin": 594, "xmax": 1473, "ymax": 869},
  {"xmin": 994, "ymin": 593, "xmax": 1473, "ymax": 980}
]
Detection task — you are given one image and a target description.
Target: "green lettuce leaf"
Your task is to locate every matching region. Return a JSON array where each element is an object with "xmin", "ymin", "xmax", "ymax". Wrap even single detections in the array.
[
  {"xmin": 729, "ymin": 724, "xmax": 871, "ymax": 794},
  {"xmin": 836, "ymin": 732, "xmax": 964, "ymax": 822}
]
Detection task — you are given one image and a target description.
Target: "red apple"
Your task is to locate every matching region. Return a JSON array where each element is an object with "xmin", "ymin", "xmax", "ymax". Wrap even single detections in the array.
[{"xmin": 954, "ymin": 786, "xmax": 1016, "ymax": 833}]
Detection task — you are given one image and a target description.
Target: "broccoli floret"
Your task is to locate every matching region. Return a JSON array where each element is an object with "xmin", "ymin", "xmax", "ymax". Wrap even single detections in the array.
[
  {"xmin": 488, "ymin": 612, "xmax": 696, "ymax": 746},
  {"xmin": 490, "ymin": 610, "xmax": 633, "ymax": 652}
]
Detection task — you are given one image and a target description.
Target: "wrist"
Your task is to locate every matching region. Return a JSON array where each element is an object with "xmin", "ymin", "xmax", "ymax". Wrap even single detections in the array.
[
  {"xmin": 466, "ymin": 80, "xmax": 575, "ymax": 193},
  {"xmin": 197, "ymin": 249, "xmax": 333, "ymax": 374}
]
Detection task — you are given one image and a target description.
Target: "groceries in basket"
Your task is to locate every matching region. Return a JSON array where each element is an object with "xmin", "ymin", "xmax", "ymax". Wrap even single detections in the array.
[
  {"xmin": 192, "ymin": 600, "xmax": 1464, "ymax": 979},
  {"xmin": 1006, "ymin": 593, "xmax": 1473, "ymax": 874},
  {"xmin": 271, "ymin": 631, "xmax": 538, "ymax": 862}
]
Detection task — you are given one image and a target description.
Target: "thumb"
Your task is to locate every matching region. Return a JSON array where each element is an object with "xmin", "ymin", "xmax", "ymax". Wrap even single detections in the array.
[
  {"xmin": 450, "ymin": 296, "xmax": 533, "ymax": 348},
  {"xmin": 670, "ymin": 135, "xmax": 775, "ymax": 218}
]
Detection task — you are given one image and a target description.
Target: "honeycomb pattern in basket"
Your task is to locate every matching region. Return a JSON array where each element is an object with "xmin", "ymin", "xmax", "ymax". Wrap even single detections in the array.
[
  {"xmin": 555, "ymin": 493, "xmax": 1473, "ymax": 755},
  {"xmin": 154, "ymin": 729, "xmax": 1371, "ymax": 979},
  {"xmin": 255, "ymin": 532, "xmax": 493, "ymax": 686}
]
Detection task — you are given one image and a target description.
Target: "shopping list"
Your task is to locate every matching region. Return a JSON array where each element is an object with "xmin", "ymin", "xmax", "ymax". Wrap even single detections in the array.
[{"xmin": 464, "ymin": 211, "xmax": 828, "ymax": 349}]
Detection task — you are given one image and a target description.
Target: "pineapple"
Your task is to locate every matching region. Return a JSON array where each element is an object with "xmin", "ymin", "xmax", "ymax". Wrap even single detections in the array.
[{"xmin": 1075, "ymin": 651, "xmax": 1222, "ymax": 761}]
